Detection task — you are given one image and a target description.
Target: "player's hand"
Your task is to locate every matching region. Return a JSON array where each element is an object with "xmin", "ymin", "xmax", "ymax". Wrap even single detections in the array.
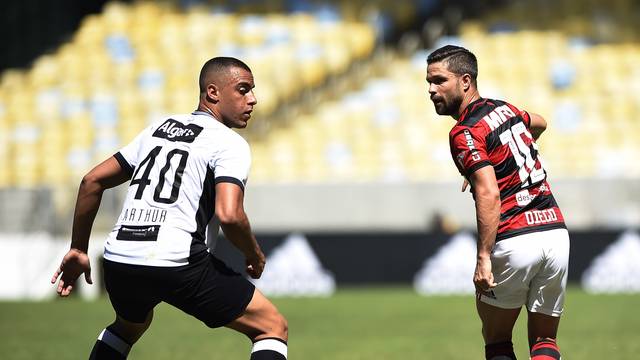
[
  {"xmin": 473, "ymin": 257, "xmax": 497, "ymax": 294},
  {"xmin": 51, "ymin": 248, "xmax": 93, "ymax": 297},
  {"xmin": 461, "ymin": 178, "xmax": 470, "ymax": 192},
  {"xmin": 245, "ymin": 250, "xmax": 266, "ymax": 279}
]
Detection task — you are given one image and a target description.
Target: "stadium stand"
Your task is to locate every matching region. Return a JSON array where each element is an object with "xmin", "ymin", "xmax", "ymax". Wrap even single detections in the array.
[
  {"xmin": 0, "ymin": 1, "xmax": 377, "ymax": 188},
  {"xmin": 0, "ymin": 0, "xmax": 638, "ymax": 231},
  {"xmin": 248, "ymin": 0, "xmax": 640, "ymax": 182}
]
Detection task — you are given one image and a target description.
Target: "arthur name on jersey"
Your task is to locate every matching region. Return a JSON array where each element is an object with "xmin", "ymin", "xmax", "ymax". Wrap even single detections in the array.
[{"xmin": 121, "ymin": 207, "xmax": 167, "ymax": 223}]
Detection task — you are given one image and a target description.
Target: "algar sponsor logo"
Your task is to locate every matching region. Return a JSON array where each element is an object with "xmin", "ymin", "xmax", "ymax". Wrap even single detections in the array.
[{"xmin": 153, "ymin": 119, "xmax": 203, "ymax": 142}]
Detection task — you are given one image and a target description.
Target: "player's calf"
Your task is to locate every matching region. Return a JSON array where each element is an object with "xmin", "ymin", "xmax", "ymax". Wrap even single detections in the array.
[
  {"xmin": 89, "ymin": 326, "xmax": 131, "ymax": 360},
  {"xmin": 247, "ymin": 314, "xmax": 288, "ymax": 359},
  {"xmin": 485, "ymin": 341, "xmax": 517, "ymax": 360},
  {"xmin": 89, "ymin": 314, "xmax": 152, "ymax": 360},
  {"xmin": 227, "ymin": 289, "xmax": 289, "ymax": 359},
  {"xmin": 530, "ymin": 337, "xmax": 561, "ymax": 359}
]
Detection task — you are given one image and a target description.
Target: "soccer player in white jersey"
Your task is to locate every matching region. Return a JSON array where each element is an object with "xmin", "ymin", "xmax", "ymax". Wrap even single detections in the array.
[{"xmin": 51, "ymin": 57, "xmax": 288, "ymax": 360}]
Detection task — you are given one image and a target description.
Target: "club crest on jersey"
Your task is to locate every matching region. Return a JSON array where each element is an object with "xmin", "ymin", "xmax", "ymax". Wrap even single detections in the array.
[
  {"xmin": 463, "ymin": 129, "xmax": 481, "ymax": 161},
  {"xmin": 456, "ymin": 151, "xmax": 467, "ymax": 168},
  {"xmin": 153, "ymin": 119, "xmax": 203, "ymax": 143}
]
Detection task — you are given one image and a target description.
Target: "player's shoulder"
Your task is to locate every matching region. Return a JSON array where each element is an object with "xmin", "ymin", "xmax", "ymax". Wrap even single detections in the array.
[
  {"xmin": 223, "ymin": 128, "xmax": 250, "ymax": 153},
  {"xmin": 199, "ymin": 120, "xmax": 250, "ymax": 156},
  {"xmin": 144, "ymin": 113, "xmax": 192, "ymax": 132},
  {"xmin": 451, "ymin": 98, "xmax": 519, "ymax": 138},
  {"xmin": 460, "ymin": 98, "xmax": 507, "ymax": 126}
]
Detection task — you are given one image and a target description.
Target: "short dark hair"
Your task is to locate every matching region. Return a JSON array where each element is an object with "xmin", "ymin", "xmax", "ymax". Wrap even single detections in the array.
[
  {"xmin": 199, "ymin": 57, "xmax": 252, "ymax": 93},
  {"xmin": 427, "ymin": 45, "xmax": 478, "ymax": 84}
]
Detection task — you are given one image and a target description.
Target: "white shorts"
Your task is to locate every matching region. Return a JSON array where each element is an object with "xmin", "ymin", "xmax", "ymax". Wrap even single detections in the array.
[{"xmin": 479, "ymin": 228, "xmax": 570, "ymax": 317}]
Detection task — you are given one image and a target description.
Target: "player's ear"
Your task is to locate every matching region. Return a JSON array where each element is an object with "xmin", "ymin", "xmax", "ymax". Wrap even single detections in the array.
[
  {"xmin": 206, "ymin": 83, "xmax": 219, "ymax": 103},
  {"xmin": 461, "ymin": 74, "xmax": 472, "ymax": 91}
]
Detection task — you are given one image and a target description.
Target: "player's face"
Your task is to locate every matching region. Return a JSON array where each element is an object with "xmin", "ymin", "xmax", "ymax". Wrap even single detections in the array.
[
  {"xmin": 426, "ymin": 61, "xmax": 464, "ymax": 117},
  {"xmin": 218, "ymin": 67, "xmax": 257, "ymax": 129}
]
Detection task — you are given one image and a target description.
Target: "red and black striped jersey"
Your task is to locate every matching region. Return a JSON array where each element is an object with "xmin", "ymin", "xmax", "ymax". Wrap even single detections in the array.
[{"xmin": 449, "ymin": 98, "xmax": 566, "ymax": 241}]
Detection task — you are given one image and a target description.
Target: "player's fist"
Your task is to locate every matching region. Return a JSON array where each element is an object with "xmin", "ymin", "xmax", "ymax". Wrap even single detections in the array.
[
  {"xmin": 245, "ymin": 250, "xmax": 266, "ymax": 279},
  {"xmin": 473, "ymin": 257, "xmax": 496, "ymax": 293}
]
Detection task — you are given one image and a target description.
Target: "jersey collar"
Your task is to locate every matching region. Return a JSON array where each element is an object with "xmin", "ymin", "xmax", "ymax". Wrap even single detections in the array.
[
  {"xmin": 192, "ymin": 110, "xmax": 215, "ymax": 119},
  {"xmin": 458, "ymin": 97, "xmax": 485, "ymax": 123}
]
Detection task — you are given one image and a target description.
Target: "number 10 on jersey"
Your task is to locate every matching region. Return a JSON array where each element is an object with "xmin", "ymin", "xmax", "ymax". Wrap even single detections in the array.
[{"xmin": 499, "ymin": 122, "xmax": 546, "ymax": 187}]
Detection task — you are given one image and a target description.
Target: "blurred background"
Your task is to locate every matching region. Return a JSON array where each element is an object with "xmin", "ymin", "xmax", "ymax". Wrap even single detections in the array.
[{"xmin": 0, "ymin": 0, "xmax": 639, "ymax": 300}]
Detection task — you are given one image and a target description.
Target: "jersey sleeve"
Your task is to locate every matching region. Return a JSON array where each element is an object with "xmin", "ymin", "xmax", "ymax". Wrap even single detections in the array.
[
  {"xmin": 450, "ymin": 127, "xmax": 492, "ymax": 178},
  {"xmin": 520, "ymin": 110, "xmax": 531, "ymax": 128},
  {"xmin": 113, "ymin": 126, "xmax": 151, "ymax": 177},
  {"xmin": 210, "ymin": 135, "xmax": 251, "ymax": 191}
]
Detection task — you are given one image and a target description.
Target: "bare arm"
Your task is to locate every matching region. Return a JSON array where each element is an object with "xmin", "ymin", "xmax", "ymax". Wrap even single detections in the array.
[
  {"xmin": 70, "ymin": 157, "xmax": 131, "ymax": 252},
  {"xmin": 215, "ymin": 182, "xmax": 265, "ymax": 279},
  {"xmin": 468, "ymin": 165, "xmax": 501, "ymax": 292},
  {"xmin": 528, "ymin": 112, "xmax": 547, "ymax": 141},
  {"xmin": 51, "ymin": 156, "xmax": 130, "ymax": 296}
]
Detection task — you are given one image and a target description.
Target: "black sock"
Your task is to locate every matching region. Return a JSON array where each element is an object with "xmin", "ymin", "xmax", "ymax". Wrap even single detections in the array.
[
  {"xmin": 250, "ymin": 338, "xmax": 287, "ymax": 360},
  {"xmin": 88, "ymin": 327, "xmax": 131, "ymax": 360},
  {"xmin": 485, "ymin": 341, "xmax": 517, "ymax": 360}
]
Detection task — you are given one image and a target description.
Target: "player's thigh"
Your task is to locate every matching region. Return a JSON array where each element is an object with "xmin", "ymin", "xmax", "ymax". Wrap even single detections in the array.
[
  {"xmin": 226, "ymin": 288, "xmax": 288, "ymax": 341},
  {"xmin": 103, "ymin": 259, "xmax": 161, "ymax": 325},
  {"xmin": 480, "ymin": 237, "xmax": 542, "ymax": 310},
  {"xmin": 476, "ymin": 297, "xmax": 521, "ymax": 344},
  {"xmin": 527, "ymin": 229, "xmax": 570, "ymax": 317},
  {"xmin": 165, "ymin": 254, "xmax": 256, "ymax": 329}
]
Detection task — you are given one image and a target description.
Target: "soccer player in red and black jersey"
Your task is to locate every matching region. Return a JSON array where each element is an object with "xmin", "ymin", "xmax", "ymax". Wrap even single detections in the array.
[{"xmin": 426, "ymin": 45, "xmax": 569, "ymax": 360}]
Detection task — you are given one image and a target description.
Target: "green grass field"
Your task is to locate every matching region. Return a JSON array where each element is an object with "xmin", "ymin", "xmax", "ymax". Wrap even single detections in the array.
[{"xmin": 1, "ymin": 287, "xmax": 639, "ymax": 359}]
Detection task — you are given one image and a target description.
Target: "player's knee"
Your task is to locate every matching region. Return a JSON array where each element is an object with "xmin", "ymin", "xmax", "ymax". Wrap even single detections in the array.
[
  {"xmin": 250, "ymin": 309, "xmax": 287, "ymax": 342},
  {"xmin": 264, "ymin": 310, "xmax": 288, "ymax": 340},
  {"xmin": 111, "ymin": 312, "xmax": 153, "ymax": 345},
  {"xmin": 482, "ymin": 325, "xmax": 512, "ymax": 344},
  {"xmin": 275, "ymin": 313, "xmax": 288, "ymax": 340},
  {"xmin": 233, "ymin": 295, "xmax": 288, "ymax": 341}
]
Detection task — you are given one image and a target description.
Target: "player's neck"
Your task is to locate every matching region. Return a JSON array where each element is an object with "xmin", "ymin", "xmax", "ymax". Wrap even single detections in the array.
[
  {"xmin": 196, "ymin": 101, "xmax": 223, "ymax": 124},
  {"xmin": 453, "ymin": 90, "xmax": 481, "ymax": 120}
]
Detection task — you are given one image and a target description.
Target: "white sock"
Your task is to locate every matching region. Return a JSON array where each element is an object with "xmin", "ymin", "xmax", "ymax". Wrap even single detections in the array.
[
  {"xmin": 98, "ymin": 329, "xmax": 131, "ymax": 357},
  {"xmin": 251, "ymin": 338, "xmax": 287, "ymax": 359}
]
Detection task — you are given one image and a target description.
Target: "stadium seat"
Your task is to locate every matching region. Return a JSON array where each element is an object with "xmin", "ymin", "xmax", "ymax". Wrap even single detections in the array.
[{"xmin": 1, "ymin": 0, "xmax": 638, "ymax": 192}]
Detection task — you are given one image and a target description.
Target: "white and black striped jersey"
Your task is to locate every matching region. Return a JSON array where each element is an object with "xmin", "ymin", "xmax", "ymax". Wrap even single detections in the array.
[{"xmin": 104, "ymin": 111, "xmax": 250, "ymax": 267}]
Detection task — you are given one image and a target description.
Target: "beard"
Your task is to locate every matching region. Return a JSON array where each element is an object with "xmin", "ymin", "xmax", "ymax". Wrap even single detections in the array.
[{"xmin": 433, "ymin": 93, "xmax": 463, "ymax": 116}]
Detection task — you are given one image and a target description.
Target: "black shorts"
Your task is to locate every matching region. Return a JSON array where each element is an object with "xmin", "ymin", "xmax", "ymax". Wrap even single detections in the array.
[{"xmin": 103, "ymin": 253, "xmax": 255, "ymax": 328}]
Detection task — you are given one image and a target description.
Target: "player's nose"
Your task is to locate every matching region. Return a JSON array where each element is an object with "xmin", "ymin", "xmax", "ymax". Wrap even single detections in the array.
[
  {"xmin": 247, "ymin": 90, "xmax": 257, "ymax": 105},
  {"xmin": 428, "ymin": 83, "xmax": 437, "ymax": 95}
]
